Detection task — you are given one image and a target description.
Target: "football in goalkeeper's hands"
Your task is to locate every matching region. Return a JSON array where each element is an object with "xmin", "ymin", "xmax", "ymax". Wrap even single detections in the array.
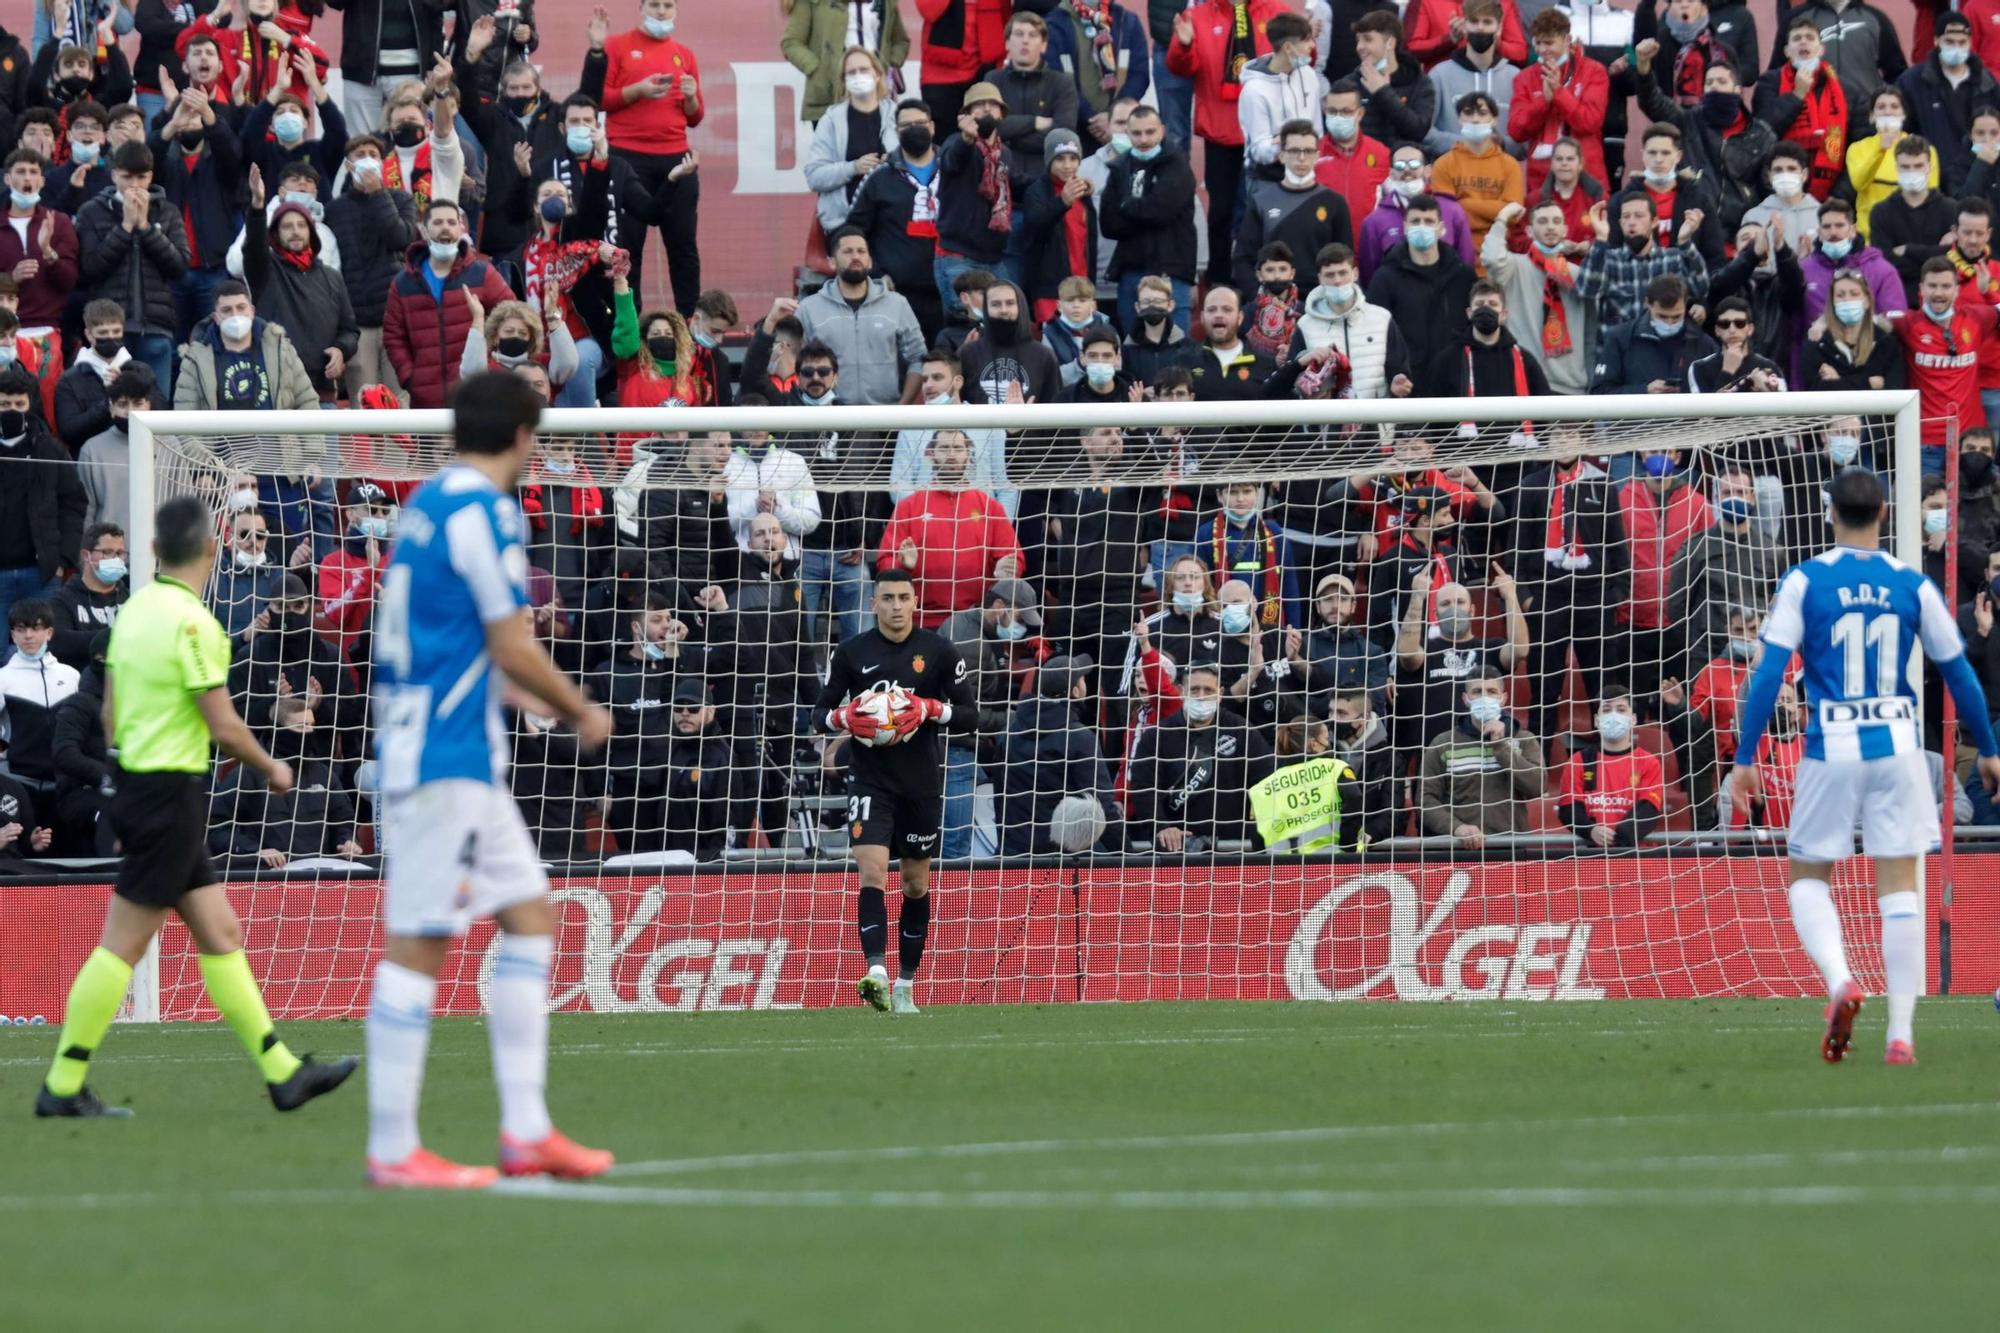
[{"xmin": 851, "ymin": 685, "xmax": 917, "ymax": 746}]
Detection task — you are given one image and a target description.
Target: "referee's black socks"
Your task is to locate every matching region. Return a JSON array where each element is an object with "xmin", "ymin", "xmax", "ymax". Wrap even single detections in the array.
[
  {"xmin": 858, "ymin": 886, "xmax": 887, "ymax": 970},
  {"xmin": 898, "ymin": 892, "xmax": 931, "ymax": 981}
]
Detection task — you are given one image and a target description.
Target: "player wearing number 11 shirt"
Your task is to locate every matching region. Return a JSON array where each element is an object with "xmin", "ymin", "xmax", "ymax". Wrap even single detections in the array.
[
  {"xmin": 1730, "ymin": 468, "xmax": 2000, "ymax": 1068},
  {"xmin": 815, "ymin": 568, "xmax": 978, "ymax": 1014}
]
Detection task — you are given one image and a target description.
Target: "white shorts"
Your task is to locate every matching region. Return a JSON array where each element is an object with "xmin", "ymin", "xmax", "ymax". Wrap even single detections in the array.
[
  {"xmin": 1788, "ymin": 752, "xmax": 1941, "ymax": 863},
  {"xmin": 381, "ymin": 779, "xmax": 549, "ymax": 937}
]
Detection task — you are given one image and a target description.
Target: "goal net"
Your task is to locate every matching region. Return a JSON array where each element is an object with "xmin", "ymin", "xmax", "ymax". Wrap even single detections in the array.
[{"xmin": 119, "ymin": 389, "xmax": 1931, "ymax": 1019}]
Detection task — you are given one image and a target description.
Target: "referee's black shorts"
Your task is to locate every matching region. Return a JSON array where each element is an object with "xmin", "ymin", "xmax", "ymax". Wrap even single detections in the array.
[{"xmin": 110, "ymin": 770, "xmax": 219, "ymax": 907}]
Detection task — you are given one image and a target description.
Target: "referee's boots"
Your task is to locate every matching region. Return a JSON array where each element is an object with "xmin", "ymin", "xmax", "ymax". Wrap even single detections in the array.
[
  {"xmin": 34, "ymin": 1085, "xmax": 134, "ymax": 1118},
  {"xmin": 269, "ymin": 1053, "xmax": 359, "ymax": 1112}
]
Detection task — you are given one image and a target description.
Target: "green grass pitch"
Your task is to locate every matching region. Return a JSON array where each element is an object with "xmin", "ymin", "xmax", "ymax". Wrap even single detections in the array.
[{"xmin": 4, "ymin": 999, "xmax": 1998, "ymax": 1330}]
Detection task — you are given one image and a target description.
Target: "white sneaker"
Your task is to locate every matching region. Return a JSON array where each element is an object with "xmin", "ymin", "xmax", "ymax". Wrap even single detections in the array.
[
  {"xmin": 857, "ymin": 964, "xmax": 890, "ymax": 1012},
  {"xmin": 891, "ymin": 979, "xmax": 920, "ymax": 1015}
]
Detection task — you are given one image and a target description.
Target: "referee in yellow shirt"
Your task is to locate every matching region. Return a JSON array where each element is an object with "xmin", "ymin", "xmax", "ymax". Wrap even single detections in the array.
[{"xmin": 35, "ymin": 496, "xmax": 356, "ymax": 1118}]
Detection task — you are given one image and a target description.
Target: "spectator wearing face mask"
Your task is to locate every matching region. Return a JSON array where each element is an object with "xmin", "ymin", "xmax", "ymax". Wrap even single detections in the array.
[
  {"xmin": 381, "ymin": 198, "xmax": 515, "ymax": 408},
  {"xmin": 0, "ymin": 597, "xmax": 82, "ymax": 790},
  {"xmin": 1200, "ymin": 480, "xmax": 1294, "ymax": 631},
  {"xmin": 1802, "ymin": 275, "xmax": 1904, "ymax": 399},
  {"xmin": 1211, "ymin": 578, "xmax": 1341, "ymax": 739},
  {"xmin": 1316, "ymin": 81, "xmax": 1393, "ymax": 233},
  {"xmin": 1021, "ymin": 133, "xmax": 1100, "ymax": 330},
  {"xmin": 453, "ymin": 16, "xmax": 556, "ymax": 264},
  {"xmin": 1237, "ymin": 12, "xmax": 1326, "ymax": 180},
  {"xmin": 936, "ymin": 577, "xmax": 1039, "ymax": 854},
  {"xmin": 77, "ymin": 368, "xmax": 154, "ymax": 535},
  {"xmin": 208, "ymin": 504, "xmax": 282, "ymax": 644},
  {"xmin": 174, "ymin": 279, "xmax": 322, "ymax": 413},
  {"xmin": 1672, "ymin": 464, "xmax": 1787, "ymax": 673},
  {"xmin": 0, "ymin": 150, "xmax": 82, "ymax": 358},
  {"xmin": 1614, "ymin": 446, "xmax": 1714, "ymax": 680},
  {"xmin": 1300, "ymin": 574, "xmax": 1390, "ymax": 706},
  {"xmin": 1717, "ymin": 676, "xmax": 1806, "ymax": 832},
  {"xmin": 55, "ymin": 300, "xmax": 145, "ymax": 453},
  {"xmin": 1428, "ymin": 92, "xmax": 1520, "ymax": 262},
  {"xmin": 802, "ymin": 45, "xmax": 898, "ymax": 241},
  {"xmin": 1366, "ymin": 193, "xmax": 1477, "ymax": 369},
  {"xmin": 1357, "ymin": 148, "xmax": 1477, "ymax": 281},
  {"xmin": 1683, "ymin": 604, "xmax": 1763, "ymax": 767},
  {"xmin": 847, "ymin": 97, "xmax": 949, "ymax": 345},
  {"xmin": 227, "ymin": 571, "xmax": 367, "ymax": 761},
  {"xmin": 317, "ymin": 482, "xmax": 393, "ymax": 659},
  {"xmin": 1799, "ymin": 197, "xmax": 1904, "ymax": 332},
  {"xmin": 1128, "ymin": 662, "xmax": 1275, "ymax": 852},
  {"xmin": 721, "ymin": 512, "xmax": 809, "ymax": 841},
  {"xmin": 959, "ymin": 278, "xmax": 1062, "ymax": 404},
  {"xmin": 1897, "ymin": 12, "xmax": 1996, "ymax": 196},
  {"xmin": 1098, "ymin": 103, "xmax": 1199, "ymax": 330},
  {"xmin": 1326, "ymin": 687, "xmax": 1396, "ymax": 842},
  {"xmin": 1232, "ymin": 119, "xmax": 1353, "ymax": 294},
  {"xmin": 0, "ymin": 365, "xmax": 84, "ymax": 610},
  {"xmin": 1557, "ymin": 682, "xmax": 1666, "ymax": 850},
  {"xmin": 1417, "ymin": 666, "xmax": 1543, "ymax": 849},
  {"xmin": 49, "ymin": 522, "xmax": 127, "ymax": 667},
  {"xmin": 1394, "ymin": 566, "xmax": 1527, "ymax": 749},
  {"xmin": 1752, "ymin": 16, "xmax": 1848, "ymax": 201},
  {"xmin": 1632, "ymin": 40, "xmax": 1775, "ymax": 244},
  {"xmin": 29, "ymin": 38, "xmax": 132, "ymax": 115},
  {"xmin": 1955, "ymin": 428, "xmax": 2000, "ymax": 556},
  {"xmin": 1916, "ymin": 473, "xmax": 1988, "ymax": 602},
  {"xmin": 75, "ymin": 142, "xmax": 189, "ymax": 390}
]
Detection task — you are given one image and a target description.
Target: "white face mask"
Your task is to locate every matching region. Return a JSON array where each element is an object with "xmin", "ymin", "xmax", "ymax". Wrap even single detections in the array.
[
  {"xmin": 219, "ymin": 314, "xmax": 253, "ymax": 340},
  {"xmin": 1466, "ymin": 696, "xmax": 1503, "ymax": 726},
  {"xmin": 844, "ymin": 73, "xmax": 876, "ymax": 99},
  {"xmin": 1283, "ymin": 167, "xmax": 1316, "ymax": 188},
  {"xmin": 1770, "ymin": 172, "xmax": 1804, "ymax": 199},
  {"xmin": 1898, "ymin": 168, "xmax": 1930, "ymax": 192},
  {"xmin": 1181, "ymin": 696, "xmax": 1219, "ymax": 723},
  {"xmin": 1875, "ymin": 115, "xmax": 1904, "ymax": 136},
  {"xmin": 1388, "ymin": 175, "xmax": 1422, "ymax": 199},
  {"xmin": 235, "ymin": 546, "xmax": 268, "ymax": 569},
  {"xmin": 1598, "ymin": 711, "xmax": 1633, "ymax": 743}
]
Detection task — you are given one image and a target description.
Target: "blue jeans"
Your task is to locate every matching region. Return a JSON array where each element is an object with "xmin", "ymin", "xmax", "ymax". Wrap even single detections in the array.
[
  {"xmin": 0, "ymin": 566, "xmax": 49, "ymax": 617},
  {"xmin": 934, "ymin": 253, "xmax": 1005, "ymax": 320},
  {"xmin": 557, "ymin": 335, "xmax": 604, "ymax": 407},
  {"xmin": 1151, "ymin": 48, "xmax": 1194, "ymax": 151},
  {"xmin": 801, "ymin": 547, "xmax": 870, "ymax": 650},
  {"xmin": 1117, "ymin": 273, "xmax": 1193, "ymax": 338},
  {"xmin": 126, "ymin": 331, "xmax": 174, "ymax": 396},
  {"xmin": 1922, "ymin": 444, "xmax": 1948, "ymax": 479},
  {"xmin": 942, "ymin": 745, "xmax": 980, "ymax": 860},
  {"xmin": 137, "ymin": 91, "xmax": 167, "ymax": 136},
  {"xmin": 173, "ymin": 267, "xmax": 229, "ymax": 345}
]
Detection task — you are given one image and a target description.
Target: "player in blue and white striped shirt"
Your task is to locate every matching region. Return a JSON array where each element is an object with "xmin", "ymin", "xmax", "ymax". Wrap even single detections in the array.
[
  {"xmin": 1730, "ymin": 468, "xmax": 2000, "ymax": 1066},
  {"xmin": 366, "ymin": 372, "xmax": 616, "ymax": 1190}
]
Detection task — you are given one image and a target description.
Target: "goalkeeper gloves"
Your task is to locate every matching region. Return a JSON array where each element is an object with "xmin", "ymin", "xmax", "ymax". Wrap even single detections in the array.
[
  {"xmin": 828, "ymin": 701, "xmax": 886, "ymax": 745},
  {"xmin": 892, "ymin": 696, "xmax": 949, "ymax": 741}
]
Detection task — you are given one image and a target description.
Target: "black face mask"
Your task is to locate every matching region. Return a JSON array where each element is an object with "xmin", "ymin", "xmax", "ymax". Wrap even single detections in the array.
[
  {"xmin": 495, "ymin": 334, "xmax": 533, "ymax": 359},
  {"xmin": 1137, "ymin": 307, "xmax": 1170, "ymax": 327},
  {"xmin": 391, "ymin": 122, "xmax": 426, "ymax": 148},
  {"xmin": 91, "ymin": 337, "xmax": 122, "ymax": 359},
  {"xmin": 983, "ymin": 317, "xmax": 1018, "ymax": 345},
  {"xmin": 1261, "ymin": 280, "xmax": 1292, "ymax": 298},
  {"xmin": 1465, "ymin": 30, "xmax": 1496, "ymax": 53},
  {"xmin": 646, "ymin": 334, "xmax": 676, "ymax": 362},
  {"xmin": 1701, "ymin": 91, "xmax": 1740, "ymax": 129},
  {"xmin": 277, "ymin": 611, "xmax": 313, "ymax": 635},
  {"xmin": 0, "ymin": 409, "xmax": 25, "ymax": 438},
  {"xmin": 1625, "ymin": 232, "xmax": 1651, "ymax": 255},
  {"xmin": 177, "ymin": 130, "xmax": 205, "ymax": 151},
  {"xmin": 1965, "ymin": 452, "xmax": 1996, "ymax": 487},
  {"xmin": 57, "ymin": 75, "xmax": 90, "ymax": 99},
  {"xmin": 502, "ymin": 93, "xmax": 536, "ymax": 118},
  {"xmin": 1339, "ymin": 719, "xmax": 1365, "ymax": 741},
  {"xmin": 1469, "ymin": 306, "xmax": 1502, "ymax": 334},
  {"xmin": 898, "ymin": 125, "xmax": 933, "ymax": 156},
  {"xmin": 974, "ymin": 114, "xmax": 1001, "ymax": 138}
]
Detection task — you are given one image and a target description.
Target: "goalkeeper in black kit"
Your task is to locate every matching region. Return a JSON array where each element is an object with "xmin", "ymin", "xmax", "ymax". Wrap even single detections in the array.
[{"xmin": 816, "ymin": 568, "xmax": 978, "ymax": 1014}]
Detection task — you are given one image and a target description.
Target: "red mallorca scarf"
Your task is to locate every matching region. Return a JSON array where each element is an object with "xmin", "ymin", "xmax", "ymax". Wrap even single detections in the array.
[
  {"xmin": 1777, "ymin": 62, "xmax": 1847, "ymax": 199},
  {"xmin": 1526, "ymin": 245, "xmax": 1576, "ymax": 358},
  {"xmin": 382, "ymin": 141, "xmax": 434, "ymax": 213}
]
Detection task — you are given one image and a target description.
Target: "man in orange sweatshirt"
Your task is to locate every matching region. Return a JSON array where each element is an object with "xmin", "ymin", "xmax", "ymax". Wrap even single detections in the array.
[{"xmin": 877, "ymin": 429, "xmax": 1026, "ymax": 628}]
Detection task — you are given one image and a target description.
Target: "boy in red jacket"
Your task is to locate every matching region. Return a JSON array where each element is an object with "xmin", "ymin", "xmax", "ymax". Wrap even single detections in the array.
[
  {"xmin": 1508, "ymin": 7, "xmax": 1609, "ymax": 197},
  {"xmin": 877, "ymin": 429, "xmax": 1025, "ymax": 628}
]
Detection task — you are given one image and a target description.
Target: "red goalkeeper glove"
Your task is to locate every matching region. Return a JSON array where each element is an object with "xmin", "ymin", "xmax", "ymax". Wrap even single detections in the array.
[
  {"xmin": 829, "ymin": 700, "xmax": 885, "ymax": 745},
  {"xmin": 892, "ymin": 695, "xmax": 949, "ymax": 741}
]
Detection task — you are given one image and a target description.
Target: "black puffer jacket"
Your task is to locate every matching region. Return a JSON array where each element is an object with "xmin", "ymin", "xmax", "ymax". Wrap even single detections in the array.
[
  {"xmin": 325, "ymin": 0, "xmax": 447, "ymax": 86},
  {"xmin": 324, "ymin": 181, "xmax": 422, "ymax": 329},
  {"xmin": 243, "ymin": 203, "xmax": 360, "ymax": 396},
  {"xmin": 73, "ymin": 185, "xmax": 190, "ymax": 339}
]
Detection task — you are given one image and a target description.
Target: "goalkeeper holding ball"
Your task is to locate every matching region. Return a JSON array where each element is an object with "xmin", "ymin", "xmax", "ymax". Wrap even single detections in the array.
[{"xmin": 816, "ymin": 568, "xmax": 977, "ymax": 1014}]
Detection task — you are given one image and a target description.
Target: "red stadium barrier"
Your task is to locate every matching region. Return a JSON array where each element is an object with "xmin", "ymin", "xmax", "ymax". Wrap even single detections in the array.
[{"xmin": 3, "ymin": 856, "xmax": 1996, "ymax": 1023}]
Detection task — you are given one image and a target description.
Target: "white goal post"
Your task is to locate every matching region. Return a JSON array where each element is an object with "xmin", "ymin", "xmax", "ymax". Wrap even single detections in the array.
[{"xmin": 109, "ymin": 388, "xmax": 1933, "ymax": 1020}]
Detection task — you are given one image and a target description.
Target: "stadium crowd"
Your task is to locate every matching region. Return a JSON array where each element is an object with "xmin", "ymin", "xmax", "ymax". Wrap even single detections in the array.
[{"xmin": 0, "ymin": 0, "xmax": 1993, "ymax": 869}]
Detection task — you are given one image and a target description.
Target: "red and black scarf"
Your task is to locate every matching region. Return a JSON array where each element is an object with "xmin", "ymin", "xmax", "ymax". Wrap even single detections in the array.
[
  {"xmin": 974, "ymin": 132, "xmax": 1011, "ymax": 234},
  {"xmin": 1221, "ymin": 2, "xmax": 1256, "ymax": 100},
  {"xmin": 1210, "ymin": 512, "xmax": 1283, "ymax": 625},
  {"xmin": 382, "ymin": 139, "xmax": 434, "ymax": 213},
  {"xmin": 1778, "ymin": 61, "xmax": 1848, "ymax": 199}
]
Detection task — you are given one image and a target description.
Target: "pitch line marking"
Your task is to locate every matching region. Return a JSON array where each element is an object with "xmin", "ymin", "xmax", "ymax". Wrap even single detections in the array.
[
  {"xmin": 493, "ymin": 1180, "xmax": 2000, "ymax": 1211},
  {"xmin": 605, "ymin": 1102, "xmax": 2000, "ymax": 1179}
]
